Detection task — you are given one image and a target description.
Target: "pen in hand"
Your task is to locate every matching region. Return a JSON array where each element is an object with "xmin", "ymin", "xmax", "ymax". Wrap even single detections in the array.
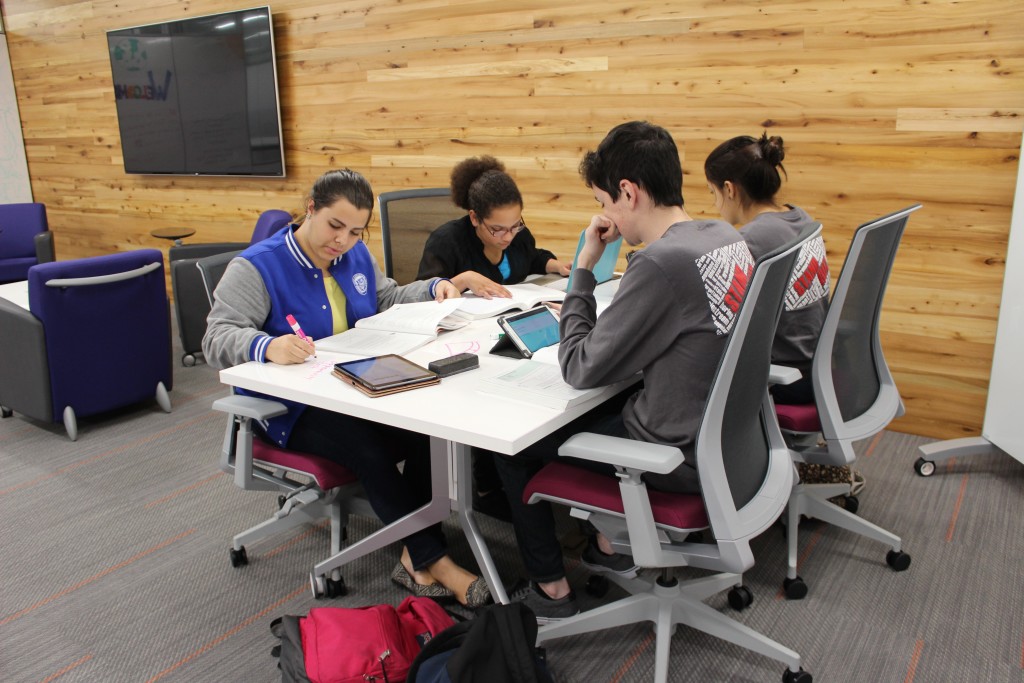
[{"xmin": 286, "ymin": 314, "xmax": 316, "ymax": 358}]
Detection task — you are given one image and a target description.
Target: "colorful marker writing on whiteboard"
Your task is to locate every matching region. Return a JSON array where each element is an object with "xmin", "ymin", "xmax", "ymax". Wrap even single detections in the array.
[{"xmin": 286, "ymin": 314, "xmax": 315, "ymax": 357}]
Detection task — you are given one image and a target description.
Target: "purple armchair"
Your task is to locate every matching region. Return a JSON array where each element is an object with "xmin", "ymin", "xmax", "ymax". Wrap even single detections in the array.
[
  {"xmin": 0, "ymin": 249, "xmax": 173, "ymax": 440},
  {"xmin": 0, "ymin": 203, "xmax": 55, "ymax": 284}
]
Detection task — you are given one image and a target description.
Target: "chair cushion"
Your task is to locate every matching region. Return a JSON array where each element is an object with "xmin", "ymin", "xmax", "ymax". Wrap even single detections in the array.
[
  {"xmin": 774, "ymin": 403, "xmax": 821, "ymax": 432},
  {"xmin": 253, "ymin": 439, "xmax": 358, "ymax": 491},
  {"xmin": 525, "ymin": 461, "xmax": 709, "ymax": 531}
]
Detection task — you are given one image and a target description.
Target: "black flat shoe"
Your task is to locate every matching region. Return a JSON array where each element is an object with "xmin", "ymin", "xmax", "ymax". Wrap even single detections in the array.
[{"xmin": 390, "ymin": 563, "xmax": 455, "ymax": 599}]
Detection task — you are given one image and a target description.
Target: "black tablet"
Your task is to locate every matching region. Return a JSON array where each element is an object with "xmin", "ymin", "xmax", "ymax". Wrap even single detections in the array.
[
  {"xmin": 333, "ymin": 354, "xmax": 438, "ymax": 396},
  {"xmin": 496, "ymin": 306, "xmax": 560, "ymax": 359}
]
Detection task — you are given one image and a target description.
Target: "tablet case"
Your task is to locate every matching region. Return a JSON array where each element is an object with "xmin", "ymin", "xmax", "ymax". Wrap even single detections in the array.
[
  {"xmin": 566, "ymin": 229, "xmax": 624, "ymax": 290},
  {"xmin": 489, "ymin": 333, "xmax": 530, "ymax": 359},
  {"xmin": 332, "ymin": 369, "xmax": 440, "ymax": 397}
]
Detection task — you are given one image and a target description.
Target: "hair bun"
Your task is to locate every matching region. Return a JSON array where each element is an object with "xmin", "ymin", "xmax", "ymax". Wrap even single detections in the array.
[{"xmin": 759, "ymin": 133, "xmax": 785, "ymax": 166}]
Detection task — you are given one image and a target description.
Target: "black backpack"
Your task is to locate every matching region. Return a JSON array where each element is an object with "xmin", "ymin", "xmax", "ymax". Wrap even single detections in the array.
[{"xmin": 408, "ymin": 602, "xmax": 554, "ymax": 683}]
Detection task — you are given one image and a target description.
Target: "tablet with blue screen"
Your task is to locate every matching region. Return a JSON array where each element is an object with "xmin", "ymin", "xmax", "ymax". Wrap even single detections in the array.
[{"xmin": 493, "ymin": 307, "xmax": 560, "ymax": 359}]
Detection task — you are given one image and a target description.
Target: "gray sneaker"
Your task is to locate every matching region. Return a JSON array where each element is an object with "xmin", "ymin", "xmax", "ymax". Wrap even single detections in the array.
[
  {"xmin": 580, "ymin": 538, "xmax": 639, "ymax": 579},
  {"xmin": 510, "ymin": 581, "xmax": 580, "ymax": 624}
]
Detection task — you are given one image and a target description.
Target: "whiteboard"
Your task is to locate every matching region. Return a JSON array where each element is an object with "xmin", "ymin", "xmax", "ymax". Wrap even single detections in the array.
[
  {"xmin": 0, "ymin": 32, "xmax": 32, "ymax": 203},
  {"xmin": 982, "ymin": 135, "xmax": 1024, "ymax": 462}
]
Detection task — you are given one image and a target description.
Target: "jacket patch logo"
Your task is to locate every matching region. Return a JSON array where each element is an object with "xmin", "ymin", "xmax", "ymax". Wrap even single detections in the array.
[
  {"xmin": 352, "ymin": 273, "xmax": 368, "ymax": 295},
  {"xmin": 696, "ymin": 242, "xmax": 755, "ymax": 335},
  {"xmin": 786, "ymin": 236, "xmax": 830, "ymax": 311}
]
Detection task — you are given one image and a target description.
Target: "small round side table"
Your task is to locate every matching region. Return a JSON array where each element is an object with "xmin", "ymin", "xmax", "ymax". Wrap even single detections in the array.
[{"xmin": 150, "ymin": 227, "xmax": 196, "ymax": 246}]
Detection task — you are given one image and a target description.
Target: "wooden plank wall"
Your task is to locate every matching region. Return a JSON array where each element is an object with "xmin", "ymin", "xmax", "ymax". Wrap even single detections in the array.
[{"xmin": 3, "ymin": 0, "xmax": 1022, "ymax": 440}]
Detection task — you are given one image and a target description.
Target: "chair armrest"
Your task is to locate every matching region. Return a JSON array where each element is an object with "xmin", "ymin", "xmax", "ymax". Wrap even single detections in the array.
[
  {"xmin": 558, "ymin": 432, "xmax": 684, "ymax": 475},
  {"xmin": 212, "ymin": 394, "xmax": 289, "ymax": 420},
  {"xmin": 769, "ymin": 364, "xmax": 801, "ymax": 385},
  {"xmin": 34, "ymin": 232, "xmax": 55, "ymax": 264},
  {"xmin": 45, "ymin": 261, "xmax": 160, "ymax": 288},
  {"xmin": 0, "ymin": 299, "xmax": 51, "ymax": 422}
]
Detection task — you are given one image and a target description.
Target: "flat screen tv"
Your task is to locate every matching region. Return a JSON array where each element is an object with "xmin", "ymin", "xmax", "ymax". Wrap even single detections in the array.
[{"xmin": 107, "ymin": 6, "xmax": 286, "ymax": 177}]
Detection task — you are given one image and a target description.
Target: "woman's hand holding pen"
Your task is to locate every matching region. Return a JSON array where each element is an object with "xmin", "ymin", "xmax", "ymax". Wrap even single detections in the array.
[
  {"xmin": 577, "ymin": 215, "xmax": 620, "ymax": 271},
  {"xmin": 266, "ymin": 335, "xmax": 316, "ymax": 364}
]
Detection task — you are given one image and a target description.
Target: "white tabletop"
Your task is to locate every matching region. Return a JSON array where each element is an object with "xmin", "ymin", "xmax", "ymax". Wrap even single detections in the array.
[
  {"xmin": 219, "ymin": 317, "xmax": 634, "ymax": 455},
  {"xmin": 0, "ymin": 280, "xmax": 29, "ymax": 310}
]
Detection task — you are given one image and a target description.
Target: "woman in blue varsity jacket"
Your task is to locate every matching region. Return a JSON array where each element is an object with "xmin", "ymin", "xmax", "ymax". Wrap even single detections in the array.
[{"xmin": 203, "ymin": 169, "xmax": 490, "ymax": 607}]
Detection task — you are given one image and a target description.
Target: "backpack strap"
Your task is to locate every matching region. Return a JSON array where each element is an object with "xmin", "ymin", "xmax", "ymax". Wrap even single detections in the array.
[{"xmin": 269, "ymin": 615, "xmax": 312, "ymax": 683}]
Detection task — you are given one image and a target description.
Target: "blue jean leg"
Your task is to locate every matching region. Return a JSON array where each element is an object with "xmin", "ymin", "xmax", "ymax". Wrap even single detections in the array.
[
  {"xmin": 285, "ymin": 406, "xmax": 448, "ymax": 571},
  {"xmin": 491, "ymin": 392, "xmax": 631, "ymax": 583}
]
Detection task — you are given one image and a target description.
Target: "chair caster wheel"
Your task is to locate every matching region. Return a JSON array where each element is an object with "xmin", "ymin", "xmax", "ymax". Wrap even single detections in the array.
[
  {"xmin": 727, "ymin": 585, "xmax": 754, "ymax": 611},
  {"xmin": 325, "ymin": 576, "xmax": 347, "ymax": 598},
  {"xmin": 182, "ymin": 354, "xmax": 196, "ymax": 367},
  {"xmin": 278, "ymin": 495, "xmax": 287, "ymax": 509},
  {"xmin": 1, "ymin": 406, "xmax": 12, "ymax": 418},
  {"xmin": 782, "ymin": 667, "xmax": 812, "ymax": 683},
  {"xmin": 585, "ymin": 575, "xmax": 609, "ymax": 598},
  {"xmin": 886, "ymin": 549, "xmax": 911, "ymax": 571},
  {"xmin": 310, "ymin": 573, "xmax": 347, "ymax": 599},
  {"xmin": 914, "ymin": 457, "xmax": 935, "ymax": 477},
  {"xmin": 843, "ymin": 495, "xmax": 859, "ymax": 515},
  {"xmin": 783, "ymin": 576, "xmax": 807, "ymax": 600},
  {"xmin": 229, "ymin": 546, "xmax": 248, "ymax": 568}
]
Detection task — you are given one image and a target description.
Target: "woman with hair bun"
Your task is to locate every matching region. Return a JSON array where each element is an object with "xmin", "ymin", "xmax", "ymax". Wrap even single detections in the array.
[
  {"xmin": 417, "ymin": 155, "xmax": 571, "ymax": 298},
  {"xmin": 704, "ymin": 133, "xmax": 830, "ymax": 405}
]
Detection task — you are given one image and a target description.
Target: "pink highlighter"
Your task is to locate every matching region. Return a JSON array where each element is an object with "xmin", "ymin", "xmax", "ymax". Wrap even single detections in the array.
[{"xmin": 286, "ymin": 314, "xmax": 315, "ymax": 356}]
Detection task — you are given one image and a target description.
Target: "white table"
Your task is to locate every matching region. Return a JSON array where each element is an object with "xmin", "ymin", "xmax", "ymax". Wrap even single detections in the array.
[
  {"xmin": 218, "ymin": 309, "xmax": 635, "ymax": 604},
  {"xmin": 0, "ymin": 280, "xmax": 29, "ymax": 310}
]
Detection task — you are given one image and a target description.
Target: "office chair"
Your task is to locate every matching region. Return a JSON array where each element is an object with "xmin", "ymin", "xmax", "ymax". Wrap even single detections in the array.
[
  {"xmin": 774, "ymin": 205, "xmax": 921, "ymax": 600},
  {"xmin": 0, "ymin": 202, "xmax": 55, "ymax": 284},
  {"xmin": 169, "ymin": 209, "xmax": 292, "ymax": 366},
  {"xmin": 378, "ymin": 188, "xmax": 462, "ymax": 284},
  {"xmin": 0, "ymin": 249, "xmax": 172, "ymax": 440},
  {"xmin": 524, "ymin": 226, "xmax": 822, "ymax": 683},
  {"xmin": 197, "ymin": 251, "xmax": 374, "ymax": 599}
]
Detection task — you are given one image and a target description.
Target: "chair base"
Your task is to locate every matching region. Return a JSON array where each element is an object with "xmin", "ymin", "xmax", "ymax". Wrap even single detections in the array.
[
  {"xmin": 915, "ymin": 436, "xmax": 1008, "ymax": 476},
  {"xmin": 785, "ymin": 483, "xmax": 905, "ymax": 589},
  {"xmin": 538, "ymin": 572, "xmax": 803, "ymax": 683}
]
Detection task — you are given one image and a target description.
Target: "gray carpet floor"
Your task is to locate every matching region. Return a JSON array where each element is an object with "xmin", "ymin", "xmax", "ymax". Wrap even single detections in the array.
[{"xmin": 1, "ymin": 327, "xmax": 1022, "ymax": 683}]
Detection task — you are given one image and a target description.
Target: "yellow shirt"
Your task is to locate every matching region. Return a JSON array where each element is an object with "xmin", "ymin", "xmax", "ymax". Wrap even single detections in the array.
[{"xmin": 323, "ymin": 271, "xmax": 349, "ymax": 335}]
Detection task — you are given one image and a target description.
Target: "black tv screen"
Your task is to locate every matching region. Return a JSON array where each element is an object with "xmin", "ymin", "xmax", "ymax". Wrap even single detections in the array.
[{"xmin": 107, "ymin": 6, "xmax": 285, "ymax": 177}]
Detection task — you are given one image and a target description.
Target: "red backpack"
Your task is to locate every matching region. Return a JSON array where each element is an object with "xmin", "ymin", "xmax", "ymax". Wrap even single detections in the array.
[{"xmin": 271, "ymin": 596, "xmax": 456, "ymax": 683}]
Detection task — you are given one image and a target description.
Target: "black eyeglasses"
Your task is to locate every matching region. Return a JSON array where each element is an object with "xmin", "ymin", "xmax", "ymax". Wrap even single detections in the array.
[{"xmin": 480, "ymin": 219, "xmax": 527, "ymax": 238}]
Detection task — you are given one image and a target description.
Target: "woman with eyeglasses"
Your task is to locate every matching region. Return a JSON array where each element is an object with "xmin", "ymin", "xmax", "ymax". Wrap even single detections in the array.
[
  {"xmin": 416, "ymin": 155, "xmax": 571, "ymax": 299},
  {"xmin": 203, "ymin": 169, "xmax": 491, "ymax": 608}
]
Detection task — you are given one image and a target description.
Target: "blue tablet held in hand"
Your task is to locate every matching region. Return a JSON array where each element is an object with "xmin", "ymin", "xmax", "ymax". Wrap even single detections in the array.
[{"xmin": 566, "ymin": 228, "xmax": 624, "ymax": 290}]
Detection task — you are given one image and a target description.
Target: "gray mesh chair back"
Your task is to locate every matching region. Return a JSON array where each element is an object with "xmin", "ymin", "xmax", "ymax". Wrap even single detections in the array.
[
  {"xmin": 699, "ymin": 224, "xmax": 822, "ymax": 536},
  {"xmin": 813, "ymin": 204, "xmax": 922, "ymax": 453},
  {"xmin": 196, "ymin": 250, "xmax": 242, "ymax": 308},
  {"xmin": 378, "ymin": 188, "xmax": 462, "ymax": 284}
]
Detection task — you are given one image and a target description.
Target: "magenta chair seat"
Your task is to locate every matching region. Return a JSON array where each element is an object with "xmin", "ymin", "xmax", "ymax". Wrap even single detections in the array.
[
  {"xmin": 252, "ymin": 439, "xmax": 359, "ymax": 491},
  {"xmin": 774, "ymin": 403, "xmax": 822, "ymax": 433},
  {"xmin": 525, "ymin": 461, "xmax": 709, "ymax": 531}
]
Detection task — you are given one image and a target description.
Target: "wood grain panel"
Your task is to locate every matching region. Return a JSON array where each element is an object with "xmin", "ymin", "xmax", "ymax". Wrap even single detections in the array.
[{"xmin": 3, "ymin": 0, "xmax": 1022, "ymax": 440}]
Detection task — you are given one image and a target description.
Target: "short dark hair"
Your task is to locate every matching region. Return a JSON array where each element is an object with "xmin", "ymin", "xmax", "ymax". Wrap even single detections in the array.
[
  {"xmin": 307, "ymin": 168, "xmax": 374, "ymax": 213},
  {"xmin": 449, "ymin": 155, "xmax": 523, "ymax": 219},
  {"xmin": 579, "ymin": 121, "xmax": 684, "ymax": 208},
  {"xmin": 704, "ymin": 133, "xmax": 787, "ymax": 205}
]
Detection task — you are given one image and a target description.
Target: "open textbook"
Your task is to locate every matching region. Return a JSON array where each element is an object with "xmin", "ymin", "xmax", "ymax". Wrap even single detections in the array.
[
  {"xmin": 452, "ymin": 283, "xmax": 566, "ymax": 321},
  {"xmin": 317, "ymin": 299, "xmax": 467, "ymax": 356}
]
